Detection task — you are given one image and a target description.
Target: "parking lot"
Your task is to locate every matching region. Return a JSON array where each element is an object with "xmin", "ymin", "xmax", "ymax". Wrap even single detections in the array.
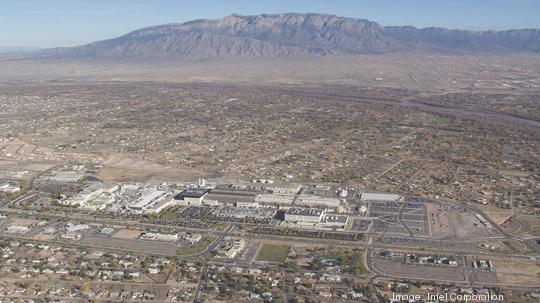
[
  {"xmin": 178, "ymin": 206, "xmax": 278, "ymax": 225},
  {"xmin": 368, "ymin": 200, "xmax": 428, "ymax": 236}
]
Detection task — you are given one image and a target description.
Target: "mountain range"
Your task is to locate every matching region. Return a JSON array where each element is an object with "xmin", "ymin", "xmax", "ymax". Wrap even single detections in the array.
[{"xmin": 31, "ymin": 13, "xmax": 540, "ymax": 60}]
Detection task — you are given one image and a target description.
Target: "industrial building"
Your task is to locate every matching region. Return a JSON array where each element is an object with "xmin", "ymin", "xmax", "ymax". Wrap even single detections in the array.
[
  {"xmin": 203, "ymin": 189, "xmax": 257, "ymax": 207},
  {"xmin": 61, "ymin": 184, "xmax": 118, "ymax": 210},
  {"xmin": 120, "ymin": 184, "xmax": 140, "ymax": 196},
  {"xmin": 139, "ymin": 232, "xmax": 178, "ymax": 242},
  {"xmin": 173, "ymin": 188, "xmax": 210, "ymax": 206},
  {"xmin": 266, "ymin": 184, "xmax": 302, "ymax": 195},
  {"xmin": 66, "ymin": 223, "xmax": 89, "ymax": 233},
  {"xmin": 284, "ymin": 208, "xmax": 325, "ymax": 223},
  {"xmin": 321, "ymin": 214, "xmax": 349, "ymax": 228},
  {"xmin": 295, "ymin": 195, "xmax": 342, "ymax": 211},
  {"xmin": 255, "ymin": 193, "xmax": 294, "ymax": 206},
  {"xmin": 142, "ymin": 197, "xmax": 176, "ymax": 214},
  {"xmin": 360, "ymin": 192, "xmax": 401, "ymax": 202},
  {"xmin": 129, "ymin": 190, "xmax": 167, "ymax": 212}
]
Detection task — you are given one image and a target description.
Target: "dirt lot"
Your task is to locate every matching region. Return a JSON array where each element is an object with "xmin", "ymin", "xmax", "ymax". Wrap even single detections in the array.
[
  {"xmin": 493, "ymin": 258, "xmax": 540, "ymax": 276},
  {"xmin": 9, "ymin": 218, "xmax": 37, "ymax": 225},
  {"xmin": 112, "ymin": 228, "xmax": 142, "ymax": 239},
  {"xmin": 496, "ymin": 273, "xmax": 540, "ymax": 285},
  {"xmin": 503, "ymin": 215, "xmax": 540, "ymax": 238}
]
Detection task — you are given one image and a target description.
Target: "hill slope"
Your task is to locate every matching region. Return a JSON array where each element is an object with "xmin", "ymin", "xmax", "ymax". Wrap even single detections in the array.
[{"xmin": 38, "ymin": 13, "xmax": 540, "ymax": 59}]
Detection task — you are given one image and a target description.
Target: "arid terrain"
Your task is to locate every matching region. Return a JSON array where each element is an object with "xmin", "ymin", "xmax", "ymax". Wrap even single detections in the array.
[
  {"xmin": 1, "ymin": 55, "xmax": 539, "ymax": 206},
  {"xmin": 1, "ymin": 53, "xmax": 539, "ymax": 302}
]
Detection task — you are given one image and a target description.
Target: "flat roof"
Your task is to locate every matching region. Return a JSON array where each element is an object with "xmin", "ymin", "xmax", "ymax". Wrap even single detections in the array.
[
  {"xmin": 209, "ymin": 189, "xmax": 257, "ymax": 197},
  {"xmin": 285, "ymin": 207, "xmax": 323, "ymax": 217},
  {"xmin": 174, "ymin": 188, "xmax": 210, "ymax": 199},
  {"xmin": 204, "ymin": 192, "xmax": 256, "ymax": 204},
  {"xmin": 323, "ymin": 215, "xmax": 348, "ymax": 223},
  {"xmin": 145, "ymin": 196, "xmax": 172, "ymax": 210},
  {"xmin": 130, "ymin": 190, "xmax": 166, "ymax": 209}
]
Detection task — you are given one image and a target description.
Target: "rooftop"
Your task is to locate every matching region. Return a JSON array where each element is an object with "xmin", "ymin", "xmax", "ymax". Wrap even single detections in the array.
[
  {"xmin": 130, "ymin": 190, "xmax": 166, "ymax": 209},
  {"xmin": 174, "ymin": 188, "xmax": 210, "ymax": 199},
  {"xmin": 323, "ymin": 215, "xmax": 348, "ymax": 223},
  {"xmin": 285, "ymin": 207, "xmax": 323, "ymax": 217},
  {"xmin": 204, "ymin": 190, "xmax": 256, "ymax": 204}
]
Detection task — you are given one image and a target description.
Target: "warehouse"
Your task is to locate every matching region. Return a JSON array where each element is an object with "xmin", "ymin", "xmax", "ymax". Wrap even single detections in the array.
[
  {"xmin": 295, "ymin": 195, "xmax": 342, "ymax": 210},
  {"xmin": 255, "ymin": 193, "xmax": 294, "ymax": 206},
  {"xmin": 143, "ymin": 197, "xmax": 175, "ymax": 214},
  {"xmin": 360, "ymin": 192, "xmax": 401, "ymax": 202},
  {"xmin": 284, "ymin": 208, "xmax": 325, "ymax": 223},
  {"xmin": 129, "ymin": 190, "xmax": 167, "ymax": 211},
  {"xmin": 321, "ymin": 214, "xmax": 349, "ymax": 228},
  {"xmin": 266, "ymin": 184, "xmax": 302, "ymax": 195},
  {"xmin": 173, "ymin": 188, "xmax": 210, "ymax": 206},
  {"xmin": 203, "ymin": 189, "xmax": 257, "ymax": 207},
  {"xmin": 139, "ymin": 232, "xmax": 178, "ymax": 242}
]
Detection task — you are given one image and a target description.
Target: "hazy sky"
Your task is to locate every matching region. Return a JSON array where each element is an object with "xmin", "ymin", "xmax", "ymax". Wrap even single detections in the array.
[{"xmin": 1, "ymin": 0, "xmax": 539, "ymax": 48}]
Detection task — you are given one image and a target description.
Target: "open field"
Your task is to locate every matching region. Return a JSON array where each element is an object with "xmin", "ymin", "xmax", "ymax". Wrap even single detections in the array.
[
  {"xmin": 493, "ymin": 258, "xmax": 540, "ymax": 276},
  {"xmin": 80, "ymin": 236, "xmax": 177, "ymax": 255},
  {"xmin": 255, "ymin": 243, "xmax": 290, "ymax": 263},
  {"xmin": 503, "ymin": 215, "xmax": 540, "ymax": 238},
  {"xmin": 112, "ymin": 228, "xmax": 141, "ymax": 239}
]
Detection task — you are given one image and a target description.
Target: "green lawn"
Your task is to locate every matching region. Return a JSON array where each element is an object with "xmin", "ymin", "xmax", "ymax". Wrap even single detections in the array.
[{"xmin": 255, "ymin": 243, "xmax": 290, "ymax": 263}]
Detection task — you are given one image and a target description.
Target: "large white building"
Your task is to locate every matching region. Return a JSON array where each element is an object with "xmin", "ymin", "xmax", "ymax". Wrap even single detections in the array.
[
  {"xmin": 284, "ymin": 208, "xmax": 325, "ymax": 223},
  {"xmin": 142, "ymin": 197, "xmax": 176, "ymax": 214},
  {"xmin": 295, "ymin": 195, "xmax": 342, "ymax": 210},
  {"xmin": 255, "ymin": 194, "xmax": 294, "ymax": 205},
  {"xmin": 140, "ymin": 232, "xmax": 178, "ymax": 242},
  {"xmin": 129, "ymin": 190, "xmax": 167, "ymax": 212},
  {"xmin": 360, "ymin": 192, "xmax": 401, "ymax": 202},
  {"xmin": 61, "ymin": 184, "xmax": 118, "ymax": 210},
  {"xmin": 267, "ymin": 184, "xmax": 302, "ymax": 195}
]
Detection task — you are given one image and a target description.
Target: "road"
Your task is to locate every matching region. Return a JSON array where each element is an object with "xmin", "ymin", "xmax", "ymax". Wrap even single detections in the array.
[
  {"xmin": 363, "ymin": 248, "xmax": 540, "ymax": 290},
  {"xmin": 2, "ymin": 190, "xmax": 540, "ymax": 291},
  {"xmin": 193, "ymin": 264, "xmax": 208, "ymax": 303}
]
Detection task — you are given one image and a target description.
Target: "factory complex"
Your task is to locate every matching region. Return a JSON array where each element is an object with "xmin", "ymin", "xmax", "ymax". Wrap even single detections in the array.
[{"xmin": 49, "ymin": 178, "xmax": 402, "ymax": 229}]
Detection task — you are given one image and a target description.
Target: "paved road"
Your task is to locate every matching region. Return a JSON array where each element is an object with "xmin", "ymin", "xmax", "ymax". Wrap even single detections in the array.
[{"xmin": 193, "ymin": 264, "xmax": 208, "ymax": 303}]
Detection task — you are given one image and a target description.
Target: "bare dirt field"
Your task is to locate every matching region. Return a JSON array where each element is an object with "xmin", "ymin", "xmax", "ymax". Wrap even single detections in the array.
[
  {"xmin": 112, "ymin": 228, "xmax": 142, "ymax": 239},
  {"xmin": 493, "ymin": 258, "xmax": 540, "ymax": 276},
  {"xmin": 9, "ymin": 218, "xmax": 37, "ymax": 225},
  {"xmin": 503, "ymin": 215, "xmax": 540, "ymax": 238}
]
